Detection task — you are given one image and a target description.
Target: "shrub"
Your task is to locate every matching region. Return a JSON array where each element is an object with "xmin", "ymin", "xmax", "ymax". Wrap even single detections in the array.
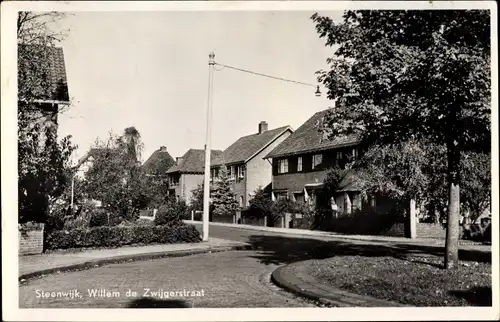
[
  {"xmin": 118, "ymin": 220, "xmax": 136, "ymax": 227},
  {"xmin": 89, "ymin": 208, "xmax": 110, "ymax": 227},
  {"xmin": 335, "ymin": 207, "xmax": 403, "ymax": 235},
  {"xmin": 136, "ymin": 218, "xmax": 155, "ymax": 226},
  {"xmin": 45, "ymin": 223, "xmax": 201, "ymax": 250},
  {"xmin": 154, "ymin": 200, "xmax": 189, "ymax": 226},
  {"xmin": 46, "ymin": 204, "xmax": 70, "ymax": 231},
  {"xmin": 63, "ymin": 212, "xmax": 91, "ymax": 230}
]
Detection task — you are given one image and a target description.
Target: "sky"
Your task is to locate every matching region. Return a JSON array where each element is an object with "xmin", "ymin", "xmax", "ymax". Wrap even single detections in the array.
[{"xmin": 53, "ymin": 10, "xmax": 344, "ymax": 164}]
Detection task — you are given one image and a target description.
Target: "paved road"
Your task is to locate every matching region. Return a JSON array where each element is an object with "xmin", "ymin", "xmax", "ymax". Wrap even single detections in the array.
[
  {"xmin": 19, "ymin": 250, "xmax": 319, "ymax": 308},
  {"xmin": 19, "ymin": 224, "xmax": 490, "ymax": 308}
]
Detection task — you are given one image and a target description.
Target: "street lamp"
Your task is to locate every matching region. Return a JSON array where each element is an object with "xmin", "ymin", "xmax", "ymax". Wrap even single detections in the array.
[
  {"xmin": 201, "ymin": 52, "xmax": 321, "ymax": 241},
  {"xmin": 315, "ymin": 85, "xmax": 321, "ymax": 97},
  {"xmin": 202, "ymin": 52, "xmax": 215, "ymax": 242}
]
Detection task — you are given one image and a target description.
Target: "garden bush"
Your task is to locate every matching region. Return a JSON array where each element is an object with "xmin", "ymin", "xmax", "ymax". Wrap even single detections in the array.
[
  {"xmin": 45, "ymin": 222, "xmax": 201, "ymax": 250},
  {"xmin": 324, "ymin": 207, "xmax": 404, "ymax": 235},
  {"xmin": 136, "ymin": 218, "xmax": 155, "ymax": 226},
  {"xmin": 89, "ymin": 208, "xmax": 110, "ymax": 227},
  {"xmin": 154, "ymin": 200, "xmax": 189, "ymax": 226},
  {"xmin": 63, "ymin": 212, "xmax": 91, "ymax": 230}
]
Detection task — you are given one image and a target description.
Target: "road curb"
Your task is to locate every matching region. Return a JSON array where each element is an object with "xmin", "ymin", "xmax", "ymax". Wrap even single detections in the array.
[
  {"xmin": 271, "ymin": 261, "xmax": 408, "ymax": 307},
  {"xmin": 19, "ymin": 244, "xmax": 252, "ymax": 282}
]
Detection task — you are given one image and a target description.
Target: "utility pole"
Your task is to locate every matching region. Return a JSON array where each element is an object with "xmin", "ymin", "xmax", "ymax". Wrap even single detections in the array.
[{"xmin": 202, "ymin": 52, "xmax": 215, "ymax": 241}]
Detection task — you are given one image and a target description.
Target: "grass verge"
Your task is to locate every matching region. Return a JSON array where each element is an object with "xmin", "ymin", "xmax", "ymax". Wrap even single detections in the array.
[{"xmin": 306, "ymin": 254, "xmax": 491, "ymax": 306}]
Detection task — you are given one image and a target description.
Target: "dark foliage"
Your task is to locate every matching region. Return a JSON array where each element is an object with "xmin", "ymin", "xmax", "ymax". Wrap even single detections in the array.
[
  {"xmin": 154, "ymin": 199, "xmax": 190, "ymax": 226},
  {"xmin": 44, "ymin": 223, "xmax": 201, "ymax": 250}
]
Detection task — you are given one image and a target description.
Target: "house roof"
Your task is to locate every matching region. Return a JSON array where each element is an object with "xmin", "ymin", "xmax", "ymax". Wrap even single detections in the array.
[
  {"xmin": 18, "ymin": 45, "xmax": 70, "ymax": 103},
  {"xmin": 167, "ymin": 149, "xmax": 223, "ymax": 174},
  {"xmin": 265, "ymin": 109, "xmax": 359, "ymax": 159},
  {"xmin": 212, "ymin": 126, "xmax": 292, "ymax": 166},
  {"xmin": 141, "ymin": 147, "xmax": 175, "ymax": 175}
]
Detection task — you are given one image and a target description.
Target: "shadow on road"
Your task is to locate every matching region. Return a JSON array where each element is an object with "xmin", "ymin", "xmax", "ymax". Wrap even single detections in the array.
[
  {"xmin": 245, "ymin": 234, "xmax": 491, "ymax": 266},
  {"xmin": 127, "ymin": 297, "xmax": 192, "ymax": 308},
  {"xmin": 448, "ymin": 287, "xmax": 492, "ymax": 306}
]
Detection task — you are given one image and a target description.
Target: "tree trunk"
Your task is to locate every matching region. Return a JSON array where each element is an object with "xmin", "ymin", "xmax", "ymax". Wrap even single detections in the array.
[{"xmin": 444, "ymin": 139, "xmax": 461, "ymax": 269}]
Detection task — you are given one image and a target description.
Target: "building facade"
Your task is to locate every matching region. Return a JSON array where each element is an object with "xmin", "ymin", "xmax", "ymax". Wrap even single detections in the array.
[
  {"xmin": 211, "ymin": 121, "xmax": 293, "ymax": 208},
  {"xmin": 265, "ymin": 109, "xmax": 367, "ymax": 214},
  {"xmin": 167, "ymin": 148, "xmax": 222, "ymax": 205}
]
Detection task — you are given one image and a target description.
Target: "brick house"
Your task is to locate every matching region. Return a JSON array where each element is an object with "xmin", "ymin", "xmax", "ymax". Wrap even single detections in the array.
[
  {"xmin": 18, "ymin": 45, "xmax": 70, "ymax": 254},
  {"xmin": 265, "ymin": 109, "xmax": 367, "ymax": 214},
  {"xmin": 18, "ymin": 45, "xmax": 70, "ymax": 148},
  {"xmin": 166, "ymin": 148, "xmax": 223, "ymax": 205},
  {"xmin": 211, "ymin": 122, "xmax": 293, "ymax": 208}
]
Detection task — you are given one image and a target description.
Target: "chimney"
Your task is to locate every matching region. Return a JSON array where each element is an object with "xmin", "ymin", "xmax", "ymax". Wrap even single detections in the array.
[
  {"xmin": 159, "ymin": 146, "xmax": 167, "ymax": 152},
  {"xmin": 258, "ymin": 121, "xmax": 268, "ymax": 134},
  {"xmin": 176, "ymin": 157, "xmax": 184, "ymax": 165}
]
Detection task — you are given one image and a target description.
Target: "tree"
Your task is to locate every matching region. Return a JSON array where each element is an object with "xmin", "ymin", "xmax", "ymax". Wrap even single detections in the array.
[
  {"xmin": 211, "ymin": 166, "xmax": 239, "ymax": 217},
  {"xmin": 246, "ymin": 187, "xmax": 274, "ymax": 219},
  {"xmin": 190, "ymin": 183, "xmax": 212, "ymax": 212},
  {"xmin": 312, "ymin": 10, "xmax": 490, "ymax": 268},
  {"xmin": 17, "ymin": 12, "xmax": 77, "ymax": 223},
  {"xmin": 122, "ymin": 126, "xmax": 143, "ymax": 164},
  {"xmin": 344, "ymin": 141, "xmax": 429, "ymax": 202},
  {"xmin": 140, "ymin": 174, "xmax": 171, "ymax": 209},
  {"xmin": 83, "ymin": 128, "xmax": 145, "ymax": 221}
]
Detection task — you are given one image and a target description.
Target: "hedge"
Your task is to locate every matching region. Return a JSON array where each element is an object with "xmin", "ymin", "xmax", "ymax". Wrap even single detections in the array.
[
  {"xmin": 316, "ymin": 207, "xmax": 405, "ymax": 236},
  {"xmin": 45, "ymin": 222, "xmax": 201, "ymax": 250}
]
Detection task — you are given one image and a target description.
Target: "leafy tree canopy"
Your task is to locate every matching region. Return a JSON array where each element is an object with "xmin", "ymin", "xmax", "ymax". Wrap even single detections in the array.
[{"xmin": 312, "ymin": 10, "xmax": 490, "ymax": 152}]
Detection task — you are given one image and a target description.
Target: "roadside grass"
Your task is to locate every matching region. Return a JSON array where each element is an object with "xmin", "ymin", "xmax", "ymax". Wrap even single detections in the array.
[{"xmin": 306, "ymin": 255, "xmax": 492, "ymax": 306}]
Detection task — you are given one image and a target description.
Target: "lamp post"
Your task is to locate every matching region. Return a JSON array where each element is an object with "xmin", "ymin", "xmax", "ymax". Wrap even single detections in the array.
[
  {"xmin": 201, "ymin": 52, "xmax": 321, "ymax": 241},
  {"xmin": 202, "ymin": 52, "xmax": 215, "ymax": 241}
]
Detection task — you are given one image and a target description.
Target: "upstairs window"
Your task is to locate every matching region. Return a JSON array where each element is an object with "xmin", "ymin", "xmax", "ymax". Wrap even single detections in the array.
[
  {"xmin": 278, "ymin": 159, "xmax": 289, "ymax": 174},
  {"xmin": 228, "ymin": 165, "xmax": 236, "ymax": 180},
  {"xmin": 297, "ymin": 156, "xmax": 303, "ymax": 172},
  {"xmin": 312, "ymin": 154, "xmax": 323, "ymax": 169},
  {"xmin": 237, "ymin": 164, "xmax": 246, "ymax": 179}
]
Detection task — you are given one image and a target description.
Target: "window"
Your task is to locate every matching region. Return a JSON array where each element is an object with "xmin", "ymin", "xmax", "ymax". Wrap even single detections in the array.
[
  {"xmin": 297, "ymin": 157, "xmax": 303, "ymax": 172},
  {"xmin": 239, "ymin": 196, "xmax": 244, "ymax": 207},
  {"xmin": 278, "ymin": 159, "xmax": 289, "ymax": 174},
  {"xmin": 312, "ymin": 154, "xmax": 323, "ymax": 169},
  {"xmin": 353, "ymin": 148, "xmax": 359, "ymax": 160},
  {"xmin": 229, "ymin": 165, "xmax": 235, "ymax": 180},
  {"xmin": 336, "ymin": 151, "xmax": 343, "ymax": 160},
  {"xmin": 237, "ymin": 164, "xmax": 246, "ymax": 179},
  {"xmin": 277, "ymin": 192, "xmax": 288, "ymax": 201}
]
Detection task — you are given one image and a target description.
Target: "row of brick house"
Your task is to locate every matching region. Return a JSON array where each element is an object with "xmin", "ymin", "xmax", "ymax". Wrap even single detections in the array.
[{"xmin": 72, "ymin": 109, "xmax": 376, "ymax": 216}]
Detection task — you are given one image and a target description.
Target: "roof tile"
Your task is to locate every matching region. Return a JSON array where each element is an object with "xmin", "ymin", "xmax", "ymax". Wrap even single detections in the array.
[
  {"xmin": 212, "ymin": 126, "xmax": 292, "ymax": 166},
  {"xmin": 167, "ymin": 149, "xmax": 223, "ymax": 174},
  {"xmin": 265, "ymin": 109, "xmax": 358, "ymax": 159}
]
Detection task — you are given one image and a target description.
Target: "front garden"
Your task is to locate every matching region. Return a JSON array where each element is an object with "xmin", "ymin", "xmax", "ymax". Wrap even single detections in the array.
[{"xmin": 43, "ymin": 199, "xmax": 200, "ymax": 251}]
